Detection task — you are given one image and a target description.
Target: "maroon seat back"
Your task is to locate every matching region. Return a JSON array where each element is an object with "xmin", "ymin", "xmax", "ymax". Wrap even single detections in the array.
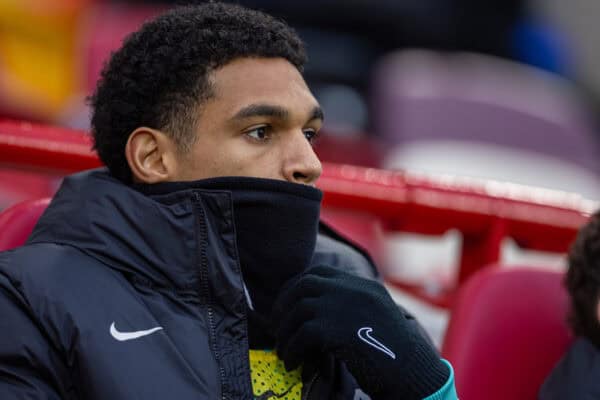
[
  {"xmin": 372, "ymin": 50, "xmax": 600, "ymax": 175},
  {"xmin": 442, "ymin": 266, "xmax": 573, "ymax": 400}
]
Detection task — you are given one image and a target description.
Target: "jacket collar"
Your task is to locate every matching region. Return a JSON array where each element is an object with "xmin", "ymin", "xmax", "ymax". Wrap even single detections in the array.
[{"xmin": 28, "ymin": 168, "xmax": 221, "ymax": 291}]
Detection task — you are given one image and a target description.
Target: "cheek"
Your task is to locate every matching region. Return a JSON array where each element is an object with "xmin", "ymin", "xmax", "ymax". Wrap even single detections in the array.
[
  {"xmin": 189, "ymin": 144, "xmax": 280, "ymax": 180},
  {"xmin": 225, "ymin": 142, "xmax": 287, "ymax": 180},
  {"xmin": 226, "ymin": 150, "xmax": 282, "ymax": 179},
  {"xmin": 183, "ymin": 137, "xmax": 239, "ymax": 177}
]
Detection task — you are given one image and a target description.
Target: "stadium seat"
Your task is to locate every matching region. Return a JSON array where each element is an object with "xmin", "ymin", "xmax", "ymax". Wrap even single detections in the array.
[
  {"xmin": 0, "ymin": 198, "xmax": 50, "ymax": 251},
  {"xmin": 442, "ymin": 265, "xmax": 573, "ymax": 400},
  {"xmin": 0, "ymin": 170, "xmax": 57, "ymax": 210},
  {"xmin": 374, "ymin": 50, "xmax": 600, "ymax": 198}
]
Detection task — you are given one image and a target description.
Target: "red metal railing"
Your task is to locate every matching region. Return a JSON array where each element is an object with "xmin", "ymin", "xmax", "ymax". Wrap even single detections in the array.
[{"xmin": 1, "ymin": 119, "xmax": 596, "ymax": 307}]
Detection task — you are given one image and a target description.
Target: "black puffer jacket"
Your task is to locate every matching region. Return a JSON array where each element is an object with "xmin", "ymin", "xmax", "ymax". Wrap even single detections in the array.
[{"xmin": 0, "ymin": 169, "xmax": 421, "ymax": 399}]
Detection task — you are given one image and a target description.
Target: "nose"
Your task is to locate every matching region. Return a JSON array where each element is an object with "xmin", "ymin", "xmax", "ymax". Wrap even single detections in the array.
[{"xmin": 282, "ymin": 132, "xmax": 322, "ymax": 185}]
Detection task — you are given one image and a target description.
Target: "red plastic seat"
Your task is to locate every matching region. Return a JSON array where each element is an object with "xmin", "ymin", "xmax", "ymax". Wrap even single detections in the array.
[
  {"xmin": 442, "ymin": 266, "xmax": 573, "ymax": 400},
  {"xmin": 0, "ymin": 198, "xmax": 50, "ymax": 251}
]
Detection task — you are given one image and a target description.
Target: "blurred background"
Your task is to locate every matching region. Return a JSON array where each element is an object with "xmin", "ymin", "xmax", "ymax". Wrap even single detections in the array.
[{"xmin": 1, "ymin": 0, "xmax": 599, "ymax": 344}]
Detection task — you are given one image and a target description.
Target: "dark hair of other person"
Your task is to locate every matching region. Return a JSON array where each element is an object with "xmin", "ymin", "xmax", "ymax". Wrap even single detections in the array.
[
  {"xmin": 565, "ymin": 210, "xmax": 600, "ymax": 347},
  {"xmin": 89, "ymin": 3, "xmax": 307, "ymax": 182}
]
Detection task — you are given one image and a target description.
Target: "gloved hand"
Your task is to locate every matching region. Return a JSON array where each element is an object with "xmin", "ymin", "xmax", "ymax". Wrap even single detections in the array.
[{"xmin": 272, "ymin": 266, "xmax": 449, "ymax": 400}]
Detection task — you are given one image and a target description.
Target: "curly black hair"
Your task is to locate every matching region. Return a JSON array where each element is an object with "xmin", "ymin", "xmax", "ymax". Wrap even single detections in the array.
[
  {"xmin": 90, "ymin": 2, "xmax": 306, "ymax": 182},
  {"xmin": 565, "ymin": 210, "xmax": 600, "ymax": 347}
]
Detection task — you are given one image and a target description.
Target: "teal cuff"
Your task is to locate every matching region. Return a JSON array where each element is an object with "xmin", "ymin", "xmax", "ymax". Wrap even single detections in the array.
[{"xmin": 422, "ymin": 359, "xmax": 458, "ymax": 400}]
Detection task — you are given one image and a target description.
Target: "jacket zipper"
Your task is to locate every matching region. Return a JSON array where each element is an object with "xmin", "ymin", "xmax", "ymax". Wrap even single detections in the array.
[{"xmin": 194, "ymin": 193, "xmax": 227, "ymax": 400}]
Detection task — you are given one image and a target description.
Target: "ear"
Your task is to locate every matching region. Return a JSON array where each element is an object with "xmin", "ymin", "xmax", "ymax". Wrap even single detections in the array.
[{"xmin": 125, "ymin": 127, "xmax": 178, "ymax": 183}]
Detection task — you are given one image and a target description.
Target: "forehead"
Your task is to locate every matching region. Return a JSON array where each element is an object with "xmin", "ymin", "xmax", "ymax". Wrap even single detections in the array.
[{"xmin": 208, "ymin": 57, "xmax": 318, "ymax": 115}]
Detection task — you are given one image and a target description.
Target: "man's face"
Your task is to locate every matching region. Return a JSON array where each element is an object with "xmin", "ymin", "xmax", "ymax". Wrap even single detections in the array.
[{"xmin": 171, "ymin": 57, "xmax": 323, "ymax": 185}]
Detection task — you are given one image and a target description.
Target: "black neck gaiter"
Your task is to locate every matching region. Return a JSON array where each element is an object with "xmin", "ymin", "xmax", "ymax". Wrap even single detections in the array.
[
  {"xmin": 199, "ymin": 177, "xmax": 322, "ymax": 312},
  {"xmin": 234, "ymin": 182, "xmax": 322, "ymax": 313},
  {"xmin": 139, "ymin": 177, "xmax": 322, "ymax": 346}
]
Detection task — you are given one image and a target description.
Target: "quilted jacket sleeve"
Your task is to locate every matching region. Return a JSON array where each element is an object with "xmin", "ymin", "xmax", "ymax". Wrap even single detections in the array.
[{"xmin": 0, "ymin": 272, "xmax": 68, "ymax": 399}]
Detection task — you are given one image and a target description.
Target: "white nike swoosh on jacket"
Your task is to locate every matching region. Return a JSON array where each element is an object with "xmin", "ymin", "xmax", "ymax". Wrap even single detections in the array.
[{"xmin": 110, "ymin": 322, "xmax": 163, "ymax": 341}]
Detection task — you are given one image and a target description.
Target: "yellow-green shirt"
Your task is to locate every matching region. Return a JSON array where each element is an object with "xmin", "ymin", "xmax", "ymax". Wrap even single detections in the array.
[{"xmin": 249, "ymin": 349, "xmax": 303, "ymax": 400}]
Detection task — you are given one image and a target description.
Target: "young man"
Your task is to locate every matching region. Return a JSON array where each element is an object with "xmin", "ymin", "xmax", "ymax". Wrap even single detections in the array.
[
  {"xmin": 0, "ymin": 4, "xmax": 457, "ymax": 399},
  {"xmin": 539, "ymin": 210, "xmax": 600, "ymax": 399}
]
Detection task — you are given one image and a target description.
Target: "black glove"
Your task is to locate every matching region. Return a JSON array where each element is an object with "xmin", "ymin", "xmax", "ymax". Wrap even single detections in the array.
[{"xmin": 272, "ymin": 266, "xmax": 449, "ymax": 400}]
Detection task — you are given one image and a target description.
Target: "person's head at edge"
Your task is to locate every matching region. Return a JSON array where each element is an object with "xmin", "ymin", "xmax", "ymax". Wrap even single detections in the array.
[
  {"xmin": 90, "ymin": 3, "xmax": 323, "ymax": 187},
  {"xmin": 566, "ymin": 210, "xmax": 600, "ymax": 347}
]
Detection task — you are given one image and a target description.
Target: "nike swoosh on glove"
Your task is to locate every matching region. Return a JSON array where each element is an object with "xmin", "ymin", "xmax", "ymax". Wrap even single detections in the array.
[{"xmin": 272, "ymin": 266, "xmax": 449, "ymax": 400}]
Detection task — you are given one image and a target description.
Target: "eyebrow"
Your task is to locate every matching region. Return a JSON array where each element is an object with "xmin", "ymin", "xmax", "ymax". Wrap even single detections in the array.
[
  {"xmin": 231, "ymin": 103, "xmax": 324, "ymax": 123},
  {"xmin": 309, "ymin": 106, "xmax": 324, "ymax": 122}
]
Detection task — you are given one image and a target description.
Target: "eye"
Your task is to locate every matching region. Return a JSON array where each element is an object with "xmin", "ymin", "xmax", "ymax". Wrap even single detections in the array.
[
  {"xmin": 245, "ymin": 126, "xmax": 270, "ymax": 142},
  {"xmin": 303, "ymin": 129, "xmax": 320, "ymax": 144}
]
